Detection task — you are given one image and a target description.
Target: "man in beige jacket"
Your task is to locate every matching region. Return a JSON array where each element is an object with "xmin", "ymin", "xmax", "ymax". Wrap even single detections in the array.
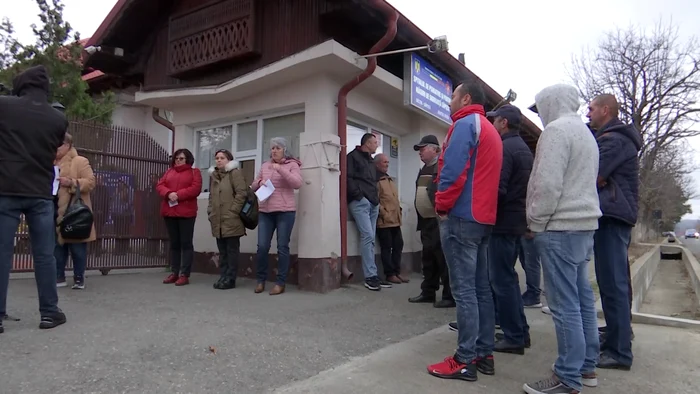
[{"xmin": 374, "ymin": 154, "xmax": 405, "ymax": 285}]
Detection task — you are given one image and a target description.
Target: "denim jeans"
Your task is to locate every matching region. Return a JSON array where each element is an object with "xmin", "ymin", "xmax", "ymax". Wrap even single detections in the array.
[
  {"xmin": 256, "ymin": 211, "xmax": 296, "ymax": 285},
  {"xmin": 519, "ymin": 236, "xmax": 542, "ymax": 304},
  {"xmin": 55, "ymin": 242, "xmax": 88, "ymax": 280},
  {"xmin": 440, "ymin": 216, "xmax": 494, "ymax": 363},
  {"xmin": 0, "ymin": 197, "xmax": 60, "ymax": 316},
  {"xmin": 489, "ymin": 234, "xmax": 530, "ymax": 346},
  {"xmin": 594, "ymin": 217, "xmax": 634, "ymax": 366},
  {"xmin": 348, "ymin": 198, "xmax": 379, "ymax": 280},
  {"xmin": 535, "ymin": 231, "xmax": 599, "ymax": 392}
]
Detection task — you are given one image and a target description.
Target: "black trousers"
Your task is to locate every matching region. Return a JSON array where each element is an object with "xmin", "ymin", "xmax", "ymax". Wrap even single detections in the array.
[
  {"xmin": 377, "ymin": 226, "xmax": 404, "ymax": 277},
  {"xmin": 216, "ymin": 236, "xmax": 240, "ymax": 281},
  {"xmin": 164, "ymin": 217, "xmax": 195, "ymax": 277},
  {"xmin": 420, "ymin": 219, "xmax": 452, "ymax": 300}
]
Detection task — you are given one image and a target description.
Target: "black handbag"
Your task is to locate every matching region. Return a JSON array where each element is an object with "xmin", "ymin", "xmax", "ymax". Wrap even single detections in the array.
[{"xmin": 60, "ymin": 180, "xmax": 94, "ymax": 240}]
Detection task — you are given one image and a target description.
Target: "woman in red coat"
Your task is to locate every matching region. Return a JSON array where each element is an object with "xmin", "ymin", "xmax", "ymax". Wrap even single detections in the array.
[{"xmin": 156, "ymin": 149, "xmax": 202, "ymax": 286}]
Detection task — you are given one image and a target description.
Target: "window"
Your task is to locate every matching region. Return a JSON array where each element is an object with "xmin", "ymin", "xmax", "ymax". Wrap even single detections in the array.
[
  {"xmin": 194, "ymin": 111, "xmax": 305, "ymax": 194},
  {"xmin": 262, "ymin": 113, "xmax": 304, "ymax": 159},
  {"xmin": 197, "ymin": 126, "xmax": 232, "ymax": 192}
]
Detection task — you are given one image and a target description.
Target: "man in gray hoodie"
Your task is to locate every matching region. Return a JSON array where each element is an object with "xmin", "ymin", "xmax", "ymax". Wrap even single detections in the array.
[{"xmin": 523, "ymin": 84, "xmax": 602, "ymax": 394}]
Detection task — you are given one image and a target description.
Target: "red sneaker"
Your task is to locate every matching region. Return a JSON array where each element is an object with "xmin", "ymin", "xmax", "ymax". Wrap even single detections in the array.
[
  {"xmin": 175, "ymin": 275, "xmax": 189, "ymax": 286},
  {"xmin": 427, "ymin": 356, "xmax": 478, "ymax": 381},
  {"xmin": 163, "ymin": 274, "xmax": 178, "ymax": 284}
]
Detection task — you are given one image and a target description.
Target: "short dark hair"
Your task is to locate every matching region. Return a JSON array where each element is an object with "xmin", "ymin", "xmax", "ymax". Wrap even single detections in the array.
[
  {"xmin": 457, "ymin": 80, "xmax": 486, "ymax": 106},
  {"xmin": 215, "ymin": 149, "xmax": 234, "ymax": 161},
  {"xmin": 360, "ymin": 133, "xmax": 376, "ymax": 146},
  {"xmin": 170, "ymin": 148, "xmax": 195, "ymax": 167}
]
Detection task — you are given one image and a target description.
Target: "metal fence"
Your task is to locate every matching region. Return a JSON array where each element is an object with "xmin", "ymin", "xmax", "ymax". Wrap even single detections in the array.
[{"xmin": 11, "ymin": 121, "xmax": 171, "ymax": 274}]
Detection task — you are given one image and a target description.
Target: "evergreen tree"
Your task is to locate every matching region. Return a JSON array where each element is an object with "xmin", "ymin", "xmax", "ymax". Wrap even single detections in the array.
[{"xmin": 0, "ymin": 0, "xmax": 114, "ymax": 123}]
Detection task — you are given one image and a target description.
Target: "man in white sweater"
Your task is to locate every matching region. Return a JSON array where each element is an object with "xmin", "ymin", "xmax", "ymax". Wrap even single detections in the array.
[{"xmin": 522, "ymin": 84, "xmax": 602, "ymax": 394}]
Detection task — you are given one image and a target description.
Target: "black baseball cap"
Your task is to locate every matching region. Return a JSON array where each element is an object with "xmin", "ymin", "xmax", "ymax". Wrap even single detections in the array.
[
  {"xmin": 413, "ymin": 135, "xmax": 440, "ymax": 151},
  {"xmin": 486, "ymin": 104, "xmax": 522, "ymax": 128}
]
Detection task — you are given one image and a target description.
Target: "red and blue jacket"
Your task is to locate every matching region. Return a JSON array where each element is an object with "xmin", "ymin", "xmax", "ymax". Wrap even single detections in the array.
[{"xmin": 435, "ymin": 104, "xmax": 503, "ymax": 225}]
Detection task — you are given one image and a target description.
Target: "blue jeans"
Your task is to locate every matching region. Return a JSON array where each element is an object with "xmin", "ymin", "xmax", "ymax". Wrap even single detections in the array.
[
  {"xmin": 55, "ymin": 242, "xmax": 88, "ymax": 280},
  {"xmin": 0, "ymin": 197, "xmax": 60, "ymax": 316},
  {"xmin": 535, "ymin": 231, "xmax": 598, "ymax": 392},
  {"xmin": 348, "ymin": 198, "xmax": 379, "ymax": 280},
  {"xmin": 440, "ymin": 216, "xmax": 494, "ymax": 363},
  {"xmin": 594, "ymin": 217, "xmax": 633, "ymax": 366},
  {"xmin": 256, "ymin": 211, "xmax": 296, "ymax": 285},
  {"xmin": 519, "ymin": 237, "xmax": 542, "ymax": 304},
  {"xmin": 489, "ymin": 234, "xmax": 530, "ymax": 346}
]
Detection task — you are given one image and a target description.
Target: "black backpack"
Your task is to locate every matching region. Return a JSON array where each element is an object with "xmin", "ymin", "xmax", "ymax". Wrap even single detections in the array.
[
  {"xmin": 239, "ymin": 187, "xmax": 259, "ymax": 230},
  {"xmin": 60, "ymin": 181, "xmax": 94, "ymax": 240}
]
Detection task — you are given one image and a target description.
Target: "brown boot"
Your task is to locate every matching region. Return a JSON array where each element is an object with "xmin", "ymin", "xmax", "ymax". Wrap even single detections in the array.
[
  {"xmin": 397, "ymin": 274, "xmax": 410, "ymax": 283},
  {"xmin": 254, "ymin": 282, "xmax": 265, "ymax": 294},
  {"xmin": 269, "ymin": 284, "xmax": 285, "ymax": 295},
  {"xmin": 387, "ymin": 275, "xmax": 402, "ymax": 284}
]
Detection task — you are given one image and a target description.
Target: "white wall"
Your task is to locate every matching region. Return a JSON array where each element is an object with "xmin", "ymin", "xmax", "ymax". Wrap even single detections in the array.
[
  {"xmin": 164, "ymin": 72, "xmax": 449, "ymax": 260},
  {"xmin": 111, "ymin": 103, "xmax": 172, "ymax": 154}
]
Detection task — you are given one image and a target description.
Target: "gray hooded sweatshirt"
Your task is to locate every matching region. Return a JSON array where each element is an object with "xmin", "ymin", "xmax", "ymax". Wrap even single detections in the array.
[{"xmin": 526, "ymin": 84, "xmax": 602, "ymax": 232}]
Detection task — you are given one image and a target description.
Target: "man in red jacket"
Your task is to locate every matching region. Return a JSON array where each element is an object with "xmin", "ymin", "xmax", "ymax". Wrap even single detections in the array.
[{"xmin": 427, "ymin": 80, "xmax": 503, "ymax": 382}]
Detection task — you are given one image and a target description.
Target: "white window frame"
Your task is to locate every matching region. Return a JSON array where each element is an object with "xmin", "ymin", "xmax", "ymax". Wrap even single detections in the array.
[
  {"xmin": 346, "ymin": 117, "xmax": 402, "ymax": 189},
  {"xmin": 193, "ymin": 109, "xmax": 303, "ymax": 198}
]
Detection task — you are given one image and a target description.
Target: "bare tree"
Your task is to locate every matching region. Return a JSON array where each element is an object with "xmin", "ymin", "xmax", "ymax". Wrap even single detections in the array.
[{"xmin": 569, "ymin": 20, "xmax": 700, "ymax": 229}]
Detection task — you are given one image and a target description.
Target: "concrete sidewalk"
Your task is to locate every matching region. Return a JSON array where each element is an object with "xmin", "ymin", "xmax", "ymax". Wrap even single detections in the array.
[{"xmin": 273, "ymin": 313, "xmax": 700, "ymax": 394}]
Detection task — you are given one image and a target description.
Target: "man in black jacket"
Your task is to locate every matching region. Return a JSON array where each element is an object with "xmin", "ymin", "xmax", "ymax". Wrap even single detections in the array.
[
  {"xmin": 408, "ymin": 135, "xmax": 454, "ymax": 308},
  {"xmin": 0, "ymin": 65, "xmax": 68, "ymax": 333},
  {"xmin": 485, "ymin": 105, "xmax": 534, "ymax": 355},
  {"xmin": 587, "ymin": 94, "xmax": 641, "ymax": 370},
  {"xmin": 347, "ymin": 133, "xmax": 387, "ymax": 291}
]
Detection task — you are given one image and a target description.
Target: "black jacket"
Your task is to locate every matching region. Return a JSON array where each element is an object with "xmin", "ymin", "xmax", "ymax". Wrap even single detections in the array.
[
  {"xmin": 595, "ymin": 118, "xmax": 642, "ymax": 225},
  {"xmin": 347, "ymin": 147, "xmax": 379, "ymax": 205},
  {"xmin": 494, "ymin": 131, "xmax": 533, "ymax": 235},
  {"xmin": 0, "ymin": 65, "xmax": 67, "ymax": 199}
]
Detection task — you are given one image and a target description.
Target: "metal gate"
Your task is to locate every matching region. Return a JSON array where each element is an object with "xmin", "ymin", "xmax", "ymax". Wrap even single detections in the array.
[{"xmin": 11, "ymin": 120, "xmax": 171, "ymax": 274}]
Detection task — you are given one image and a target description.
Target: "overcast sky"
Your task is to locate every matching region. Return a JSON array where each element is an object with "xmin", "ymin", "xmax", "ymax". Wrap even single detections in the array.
[{"xmin": 3, "ymin": 0, "xmax": 700, "ymax": 217}]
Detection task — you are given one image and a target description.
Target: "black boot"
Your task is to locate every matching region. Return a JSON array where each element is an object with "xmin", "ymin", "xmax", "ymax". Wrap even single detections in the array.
[
  {"xmin": 218, "ymin": 278, "xmax": 236, "ymax": 290},
  {"xmin": 409, "ymin": 292, "xmax": 436, "ymax": 303}
]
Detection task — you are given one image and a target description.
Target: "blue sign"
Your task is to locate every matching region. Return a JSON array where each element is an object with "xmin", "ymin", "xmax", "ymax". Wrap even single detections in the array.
[{"xmin": 404, "ymin": 53, "xmax": 453, "ymax": 124}]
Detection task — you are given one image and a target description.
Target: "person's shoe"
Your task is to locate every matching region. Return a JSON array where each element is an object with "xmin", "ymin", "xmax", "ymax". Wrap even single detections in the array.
[
  {"xmin": 434, "ymin": 299, "xmax": 456, "ymax": 308},
  {"xmin": 269, "ymin": 284, "xmax": 285, "ymax": 295},
  {"xmin": 448, "ymin": 321, "xmax": 458, "ymax": 332},
  {"xmin": 475, "ymin": 355, "xmax": 495, "ymax": 375},
  {"xmin": 523, "ymin": 300, "xmax": 543, "ymax": 308},
  {"xmin": 213, "ymin": 277, "xmax": 224, "ymax": 289},
  {"xmin": 408, "ymin": 293, "xmax": 435, "ymax": 303},
  {"xmin": 427, "ymin": 356, "xmax": 478, "ymax": 382},
  {"xmin": 494, "ymin": 338, "xmax": 525, "ymax": 355},
  {"xmin": 523, "ymin": 375, "xmax": 579, "ymax": 394},
  {"xmin": 397, "ymin": 274, "xmax": 410, "ymax": 283},
  {"xmin": 541, "ymin": 306, "xmax": 552, "ymax": 315},
  {"xmin": 255, "ymin": 282, "xmax": 265, "ymax": 293},
  {"xmin": 163, "ymin": 274, "xmax": 178, "ymax": 284},
  {"xmin": 598, "ymin": 325, "xmax": 635, "ymax": 340},
  {"xmin": 39, "ymin": 310, "xmax": 67, "ymax": 330},
  {"xmin": 364, "ymin": 278, "xmax": 381, "ymax": 291},
  {"xmin": 386, "ymin": 275, "xmax": 402, "ymax": 284},
  {"xmin": 71, "ymin": 278, "xmax": 85, "ymax": 290},
  {"xmin": 551, "ymin": 364, "xmax": 597, "ymax": 387},
  {"xmin": 57, "ymin": 278, "xmax": 67, "ymax": 288},
  {"xmin": 379, "ymin": 279, "xmax": 392, "ymax": 288},
  {"xmin": 495, "ymin": 332, "xmax": 531, "ymax": 348},
  {"xmin": 0, "ymin": 320, "xmax": 4, "ymax": 334},
  {"xmin": 174, "ymin": 275, "xmax": 189, "ymax": 286},
  {"xmin": 597, "ymin": 353, "xmax": 631, "ymax": 370},
  {"xmin": 218, "ymin": 279, "xmax": 236, "ymax": 290}
]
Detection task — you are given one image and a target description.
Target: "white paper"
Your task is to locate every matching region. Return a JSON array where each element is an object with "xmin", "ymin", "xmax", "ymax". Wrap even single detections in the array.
[
  {"xmin": 254, "ymin": 179, "xmax": 275, "ymax": 202},
  {"xmin": 168, "ymin": 200, "xmax": 179, "ymax": 207},
  {"xmin": 52, "ymin": 166, "xmax": 60, "ymax": 196}
]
